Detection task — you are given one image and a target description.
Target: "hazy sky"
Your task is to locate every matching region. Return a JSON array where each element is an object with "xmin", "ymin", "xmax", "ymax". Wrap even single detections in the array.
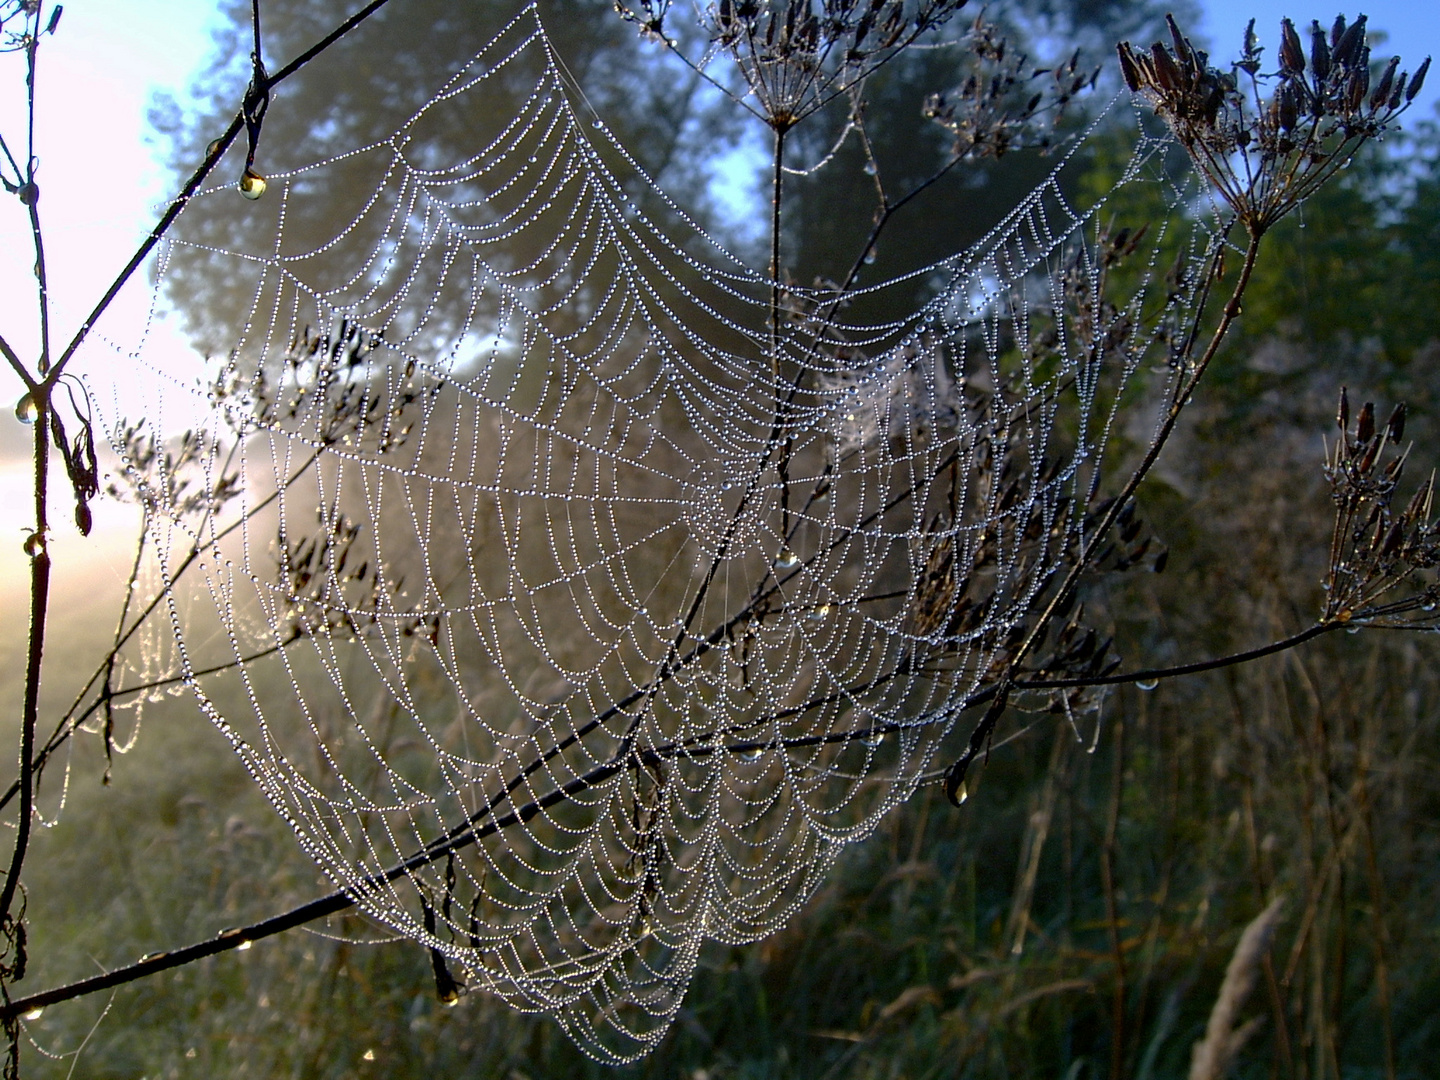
[{"xmin": 0, "ymin": 0, "xmax": 1436, "ymax": 598}]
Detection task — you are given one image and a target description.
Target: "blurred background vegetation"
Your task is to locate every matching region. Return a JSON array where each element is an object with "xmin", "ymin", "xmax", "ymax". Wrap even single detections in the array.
[{"xmin": 4, "ymin": 0, "xmax": 1439, "ymax": 1076}]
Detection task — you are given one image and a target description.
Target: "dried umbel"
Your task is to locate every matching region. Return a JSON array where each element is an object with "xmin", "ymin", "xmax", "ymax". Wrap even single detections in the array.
[
  {"xmin": 924, "ymin": 13, "xmax": 1098, "ymax": 159},
  {"xmin": 1322, "ymin": 389, "xmax": 1440, "ymax": 626},
  {"xmin": 621, "ymin": 0, "xmax": 971, "ymax": 130},
  {"xmin": 1118, "ymin": 14, "xmax": 1430, "ymax": 233}
]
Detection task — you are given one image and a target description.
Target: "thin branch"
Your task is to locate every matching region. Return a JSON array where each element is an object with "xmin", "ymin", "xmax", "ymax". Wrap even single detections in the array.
[
  {"xmin": 1017, "ymin": 622, "xmax": 1340, "ymax": 690},
  {"xmin": 43, "ymin": 0, "xmax": 402, "ymax": 387}
]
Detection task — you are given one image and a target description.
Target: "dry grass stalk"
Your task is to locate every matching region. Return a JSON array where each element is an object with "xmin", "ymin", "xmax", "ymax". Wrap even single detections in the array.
[{"xmin": 1189, "ymin": 895, "xmax": 1286, "ymax": 1080}]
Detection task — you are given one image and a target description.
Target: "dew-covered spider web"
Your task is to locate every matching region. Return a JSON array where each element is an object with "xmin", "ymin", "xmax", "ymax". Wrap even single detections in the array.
[{"xmin": 90, "ymin": 4, "xmax": 1222, "ymax": 1062}]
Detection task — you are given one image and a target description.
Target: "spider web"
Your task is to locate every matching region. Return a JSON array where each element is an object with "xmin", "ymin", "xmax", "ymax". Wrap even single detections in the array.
[{"xmin": 93, "ymin": 4, "xmax": 1217, "ymax": 1062}]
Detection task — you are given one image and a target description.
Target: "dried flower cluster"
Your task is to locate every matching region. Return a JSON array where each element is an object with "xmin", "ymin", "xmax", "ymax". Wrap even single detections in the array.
[
  {"xmin": 924, "ymin": 14, "xmax": 1098, "ymax": 159},
  {"xmin": 1118, "ymin": 14, "xmax": 1430, "ymax": 232},
  {"xmin": 275, "ymin": 508, "xmax": 436, "ymax": 643},
  {"xmin": 1322, "ymin": 389, "xmax": 1440, "ymax": 626},
  {"xmin": 107, "ymin": 421, "xmax": 240, "ymax": 522},
  {"xmin": 614, "ymin": 0, "xmax": 970, "ymax": 129}
]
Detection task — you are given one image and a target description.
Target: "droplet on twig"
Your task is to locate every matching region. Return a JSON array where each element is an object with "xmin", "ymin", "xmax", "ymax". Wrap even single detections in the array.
[
  {"xmin": 239, "ymin": 168, "xmax": 267, "ymax": 200},
  {"xmin": 14, "ymin": 392, "xmax": 38, "ymax": 424}
]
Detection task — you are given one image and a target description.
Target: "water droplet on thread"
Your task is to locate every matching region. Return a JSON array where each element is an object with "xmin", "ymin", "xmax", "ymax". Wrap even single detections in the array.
[
  {"xmin": 23, "ymin": 532, "xmax": 44, "ymax": 558},
  {"xmin": 808, "ymin": 603, "xmax": 832, "ymax": 620},
  {"xmin": 862, "ymin": 160, "xmax": 878, "ymax": 176},
  {"xmin": 239, "ymin": 168, "xmax": 267, "ymax": 200},
  {"xmin": 955, "ymin": 781, "xmax": 969, "ymax": 804},
  {"xmin": 22, "ymin": 1007, "xmax": 42, "ymax": 1021},
  {"xmin": 737, "ymin": 746, "xmax": 763, "ymax": 762},
  {"xmin": 362, "ymin": 1049, "xmax": 376, "ymax": 1062},
  {"xmin": 1135, "ymin": 678, "xmax": 1159, "ymax": 691},
  {"xmin": 14, "ymin": 393, "xmax": 38, "ymax": 424},
  {"xmin": 777, "ymin": 549, "xmax": 799, "ymax": 569},
  {"xmin": 863, "ymin": 249, "xmax": 877, "ymax": 265},
  {"xmin": 206, "ymin": 138, "xmax": 224, "ymax": 158}
]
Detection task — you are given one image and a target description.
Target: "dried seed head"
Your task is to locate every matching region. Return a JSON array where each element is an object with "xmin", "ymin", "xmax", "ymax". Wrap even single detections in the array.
[
  {"xmin": 1310, "ymin": 20, "xmax": 1331, "ymax": 81},
  {"xmin": 1387, "ymin": 402, "xmax": 1406, "ymax": 443},
  {"xmin": 1333, "ymin": 14, "xmax": 1367, "ymax": 68},
  {"xmin": 1357, "ymin": 400, "xmax": 1375, "ymax": 444},
  {"xmin": 1338, "ymin": 386, "xmax": 1350, "ymax": 434},
  {"xmin": 1371, "ymin": 56, "xmax": 1399, "ymax": 110},
  {"xmin": 1409, "ymin": 56, "xmax": 1431, "ymax": 102},
  {"xmin": 1280, "ymin": 18, "xmax": 1305, "ymax": 75}
]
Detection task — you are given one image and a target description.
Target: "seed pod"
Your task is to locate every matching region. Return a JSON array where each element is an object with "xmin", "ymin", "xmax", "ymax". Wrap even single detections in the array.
[
  {"xmin": 1331, "ymin": 14, "xmax": 1347, "ymax": 49},
  {"xmin": 1278, "ymin": 82, "xmax": 1299, "ymax": 130},
  {"xmin": 1311, "ymin": 20, "xmax": 1331, "ymax": 81},
  {"xmin": 1390, "ymin": 73, "xmax": 1408, "ymax": 110},
  {"xmin": 1357, "ymin": 400, "xmax": 1375, "ymax": 444},
  {"xmin": 1117, "ymin": 42, "xmax": 1142, "ymax": 92},
  {"xmin": 1408, "ymin": 56, "xmax": 1430, "ymax": 102},
  {"xmin": 1381, "ymin": 520, "xmax": 1405, "ymax": 559},
  {"xmin": 1280, "ymin": 18, "xmax": 1305, "ymax": 74},
  {"xmin": 1387, "ymin": 402, "xmax": 1406, "ymax": 443},
  {"xmin": 1371, "ymin": 56, "xmax": 1399, "ymax": 110},
  {"xmin": 1166, "ymin": 14, "xmax": 1196, "ymax": 70},
  {"xmin": 1150, "ymin": 42, "xmax": 1183, "ymax": 93},
  {"xmin": 1346, "ymin": 64, "xmax": 1369, "ymax": 113},
  {"xmin": 1333, "ymin": 14, "xmax": 1367, "ymax": 68}
]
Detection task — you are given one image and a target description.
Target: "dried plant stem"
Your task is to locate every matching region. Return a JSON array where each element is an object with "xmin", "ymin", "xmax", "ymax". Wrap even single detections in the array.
[
  {"xmin": 951, "ymin": 233, "xmax": 1264, "ymax": 781},
  {"xmin": 1, "ymin": 413, "xmax": 51, "ymax": 930},
  {"xmin": 1101, "ymin": 719, "xmax": 1127, "ymax": 1079},
  {"xmin": 1189, "ymin": 896, "xmax": 1286, "ymax": 1080}
]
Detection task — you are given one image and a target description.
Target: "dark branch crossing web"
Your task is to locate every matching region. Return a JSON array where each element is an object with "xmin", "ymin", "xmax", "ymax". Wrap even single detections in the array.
[{"xmin": 81, "ymin": 4, "xmax": 1226, "ymax": 1062}]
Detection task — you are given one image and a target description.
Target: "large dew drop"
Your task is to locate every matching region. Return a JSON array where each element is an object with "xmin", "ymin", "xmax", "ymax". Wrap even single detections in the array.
[
  {"xmin": 13, "ymin": 392, "xmax": 38, "ymax": 424},
  {"xmin": 239, "ymin": 168, "xmax": 267, "ymax": 200},
  {"xmin": 22, "ymin": 532, "xmax": 44, "ymax": 558}
]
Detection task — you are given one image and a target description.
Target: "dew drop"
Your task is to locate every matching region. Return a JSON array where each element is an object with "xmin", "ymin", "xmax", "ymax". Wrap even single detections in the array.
[
  {"xmin": 236, "ymin": 939, "xmax": 253, "ymax": 951},
  {"xmin": 593, "ymin": 119, "xmax": 604, "ymax": 130},
  {"xmin": 14, "ymin": 392, "xmax": 38, "ymax": 424},
  {"xmin": 238, "ymin": 168, "xmax": 267, "ymax": 200},
  {"xmin": 1135, "ymin": 678, "xmax": 1159, "ymax": 691},
  {"xmin": 1346, "ymin": 625, "xmax": 1361, "ymax": 634},
  {"xmin": 737, "ymin": 746, "xmax": 763, "ymax": 762},
  {"xmin": 861, "ymin": 729, "xmax": 887, "ymax": 748},
  {"xmin": 808, "ymin": 603, "xmax": 833, "ymax": 620},
  {"xmin": 720, "ymin": 480, "xmax": 733, "ymax": 491},
  {"xmin": 863, "ymin": 249, "xmax": 877, "ymax": 265},
  {"xmin": 955, "ymin": 781, "xmax": 969, "ymax": 805},
  {"xmin": 777, "ymin": 548, "xmax": 799, "ymax": 569},
  {"xmin": 362, "ymin": 1049, "xmax": 376, "ymax": 1062},
  {"xmin": 862, "ymin": 160, "xmax": 878, "ymax": 176},
  {"xmin": 22, "ymin": 1007, "xmax": 42, "ymax": 1021},
  {"xmin": 22, "ymin": 532, "xmax": 44, "ymax": 558},
  {"xmin": 206, "ymin": 138, "xmax": 224, "ymax": 158}
]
